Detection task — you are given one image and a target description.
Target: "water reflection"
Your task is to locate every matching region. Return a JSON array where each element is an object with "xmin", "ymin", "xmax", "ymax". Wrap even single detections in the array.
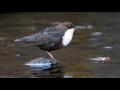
[{"xmin": 30, "ymin": 63, "xmax": 64, "ymax": 78}]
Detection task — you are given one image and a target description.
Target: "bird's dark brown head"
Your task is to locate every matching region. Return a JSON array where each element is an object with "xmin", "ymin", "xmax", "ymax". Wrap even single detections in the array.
[{"xmin": 55, "ymin": 22, "xmax": 75, "ymax": 31}]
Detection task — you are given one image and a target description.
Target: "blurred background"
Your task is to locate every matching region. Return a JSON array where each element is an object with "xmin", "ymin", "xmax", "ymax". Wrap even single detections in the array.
[{"xmin": 0, "ymin": 12, "xmax": 120, "ymax": 78}]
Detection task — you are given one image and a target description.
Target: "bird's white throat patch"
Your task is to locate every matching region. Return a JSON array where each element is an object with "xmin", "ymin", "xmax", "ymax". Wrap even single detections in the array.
[{"xmin": 62, "ymin": 28, "xmax": 75, "ymax": 46}]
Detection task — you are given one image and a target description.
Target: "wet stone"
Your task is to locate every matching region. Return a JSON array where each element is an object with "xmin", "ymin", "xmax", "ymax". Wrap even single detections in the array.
[
  {"xmin": 103, "ymin": 46, "xmax": 113, "ymax": 49},
  {"xmin": 89, "ymin": 57, "xmax": 110, "ymax": 63},
  {"xmin": 25, "ymin": 57, "xmax": 52, "ymax": 71},
  {"xmin": 90, "ymin": 32, "xmax": 102, "ymax": 36},
  {"xmin": 16, "ymin": 54, "xmax": 20, "ymax": 57}
]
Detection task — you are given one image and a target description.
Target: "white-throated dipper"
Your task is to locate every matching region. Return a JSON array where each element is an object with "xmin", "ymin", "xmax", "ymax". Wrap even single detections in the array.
[{"xmin": 14, "ymin": 22, "xmax": 80, "ymax": 64}]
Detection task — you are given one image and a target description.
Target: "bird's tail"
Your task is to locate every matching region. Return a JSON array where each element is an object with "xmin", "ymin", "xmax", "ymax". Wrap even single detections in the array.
[{"xmin": 14, "ymin": 36, "xmax": 29, "ymax": 42}]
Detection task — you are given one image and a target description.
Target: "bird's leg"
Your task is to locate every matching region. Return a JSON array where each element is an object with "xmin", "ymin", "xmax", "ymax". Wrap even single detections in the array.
[
  {"xmin": 46, "ymin": 51, "xmax": 54, "ymax": 59},
  {"xmin": 46, "ymin": 51, "xmax": 57, "ymax": 64}
]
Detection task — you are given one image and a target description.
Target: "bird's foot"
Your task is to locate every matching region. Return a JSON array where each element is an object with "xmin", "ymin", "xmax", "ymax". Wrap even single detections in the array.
[{"xmin": 50, "ymin": 58, "xmax": 58, "ymax": 65}]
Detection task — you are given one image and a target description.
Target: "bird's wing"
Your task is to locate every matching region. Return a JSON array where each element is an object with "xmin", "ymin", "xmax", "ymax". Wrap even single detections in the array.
[{"xmin": 16, "ymin": 27, "xmax": 64, "ymax": 46}]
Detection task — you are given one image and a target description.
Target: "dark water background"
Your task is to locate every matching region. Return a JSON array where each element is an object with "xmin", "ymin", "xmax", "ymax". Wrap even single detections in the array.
[{"xmin": 0, "ymin": 12, "xmax": 120, "ymax": 78}]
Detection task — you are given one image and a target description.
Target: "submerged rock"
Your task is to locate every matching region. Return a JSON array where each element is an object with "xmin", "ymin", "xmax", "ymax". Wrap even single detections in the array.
[
  {"xmin": 25, "ymin": 57, "xmax": 52, "ymax": 71},
  {"xmin": 90, "ymin": 32, "xmax": 102, "ymax": 36}
]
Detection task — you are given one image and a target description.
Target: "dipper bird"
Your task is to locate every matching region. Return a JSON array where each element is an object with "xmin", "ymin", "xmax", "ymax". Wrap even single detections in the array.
[{"xmin": 14, "ymin": 22, "xmax": 79, "ymax": 64}]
